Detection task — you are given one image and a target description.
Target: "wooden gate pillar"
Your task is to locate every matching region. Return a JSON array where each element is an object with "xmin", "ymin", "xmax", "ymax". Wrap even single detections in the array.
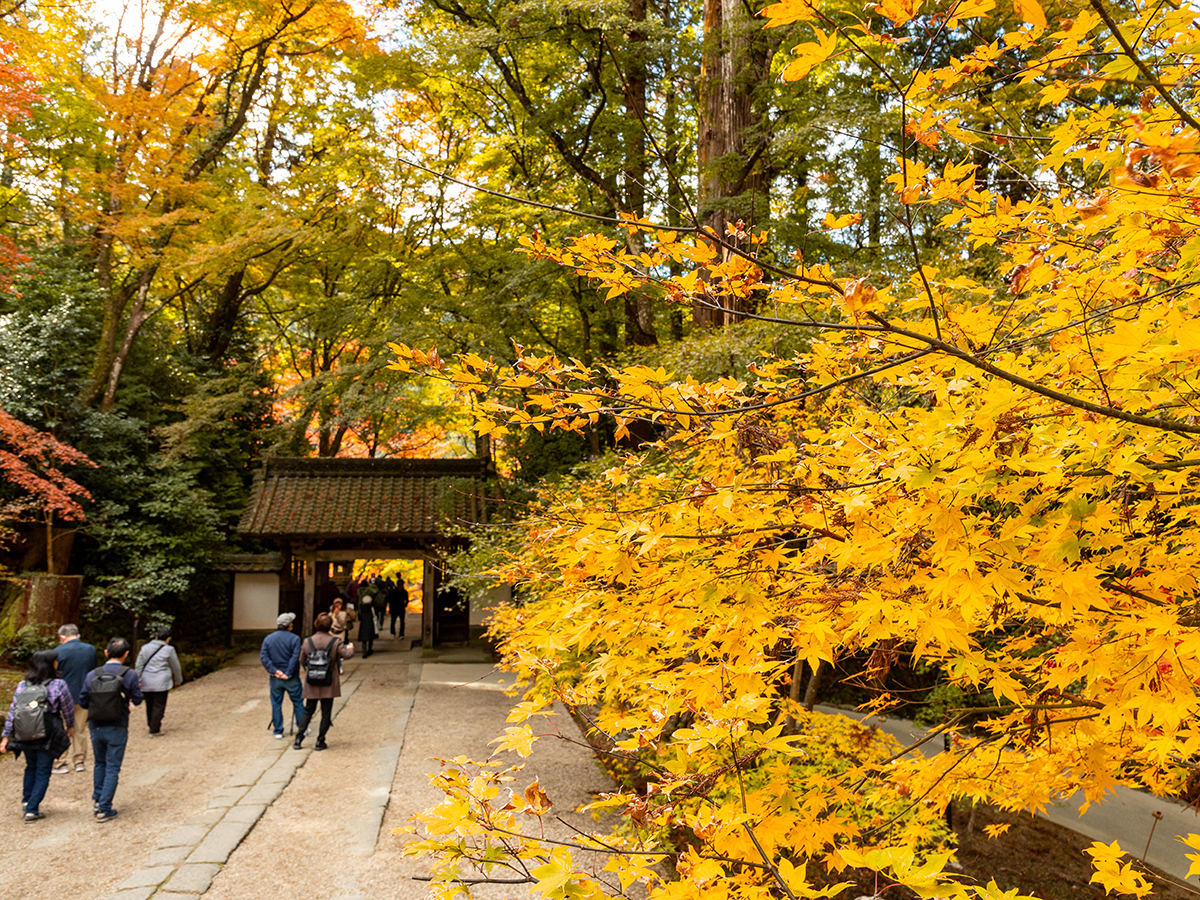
[
  {"xmin": 302, "ymin": 553, "xmax": 316, "ymax": 636},
  {"xmin": 422, "ymin": 554, "xmax": 437, "ymax": 648}
]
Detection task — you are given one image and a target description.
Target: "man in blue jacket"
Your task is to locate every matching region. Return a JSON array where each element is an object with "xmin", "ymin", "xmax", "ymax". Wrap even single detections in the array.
[
  {"xmin": 53, "ymin": 624, "xmax": 97, "ymax": 774},
  {"xmin": 81, "ymin": 637, "xmax": 143, "ymax": 822},
  {"xmin": 261, "ymin": 613, "xmax": 303, "ymax": 739}
]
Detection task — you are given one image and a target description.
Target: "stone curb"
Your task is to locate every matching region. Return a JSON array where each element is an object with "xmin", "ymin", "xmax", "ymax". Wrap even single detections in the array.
[
  {"xmin": 320, "ymin": 667, "xmax": 423, "ymax": 900},
  {"xmin": 104, "ymin": 668, "xmax": 372, "ymax": 900}
]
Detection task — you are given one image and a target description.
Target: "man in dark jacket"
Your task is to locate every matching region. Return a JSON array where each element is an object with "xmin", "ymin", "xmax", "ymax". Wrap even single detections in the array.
[
  {"xmin": 52, "ymin": 624, "xmax": 96, "ymax": 774},
  {"xmin": 81, "ymin": 637, "xmax": 143, "ymax": 822},
  {"xmin": 390, "ymin": 580, "xmax": 408, "ymax": 637},
  {"xmin": 261, "ymin": 613, "xmax": 303, "ymax": 738}
]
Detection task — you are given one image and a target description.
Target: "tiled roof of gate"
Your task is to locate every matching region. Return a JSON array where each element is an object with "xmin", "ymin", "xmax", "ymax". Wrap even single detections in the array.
[
  {"xmin": 237, "ymin": 457, "xmax": 488, "ymax": 538},
  {"xmin": 214, "ymin": 553, "xmax": 284, "ymax": 572}
]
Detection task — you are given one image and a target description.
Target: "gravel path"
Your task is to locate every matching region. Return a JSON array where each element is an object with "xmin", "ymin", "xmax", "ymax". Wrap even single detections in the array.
[{"xmin": 0, "ymin": 630, "xmax": 616, "ymax": 900}]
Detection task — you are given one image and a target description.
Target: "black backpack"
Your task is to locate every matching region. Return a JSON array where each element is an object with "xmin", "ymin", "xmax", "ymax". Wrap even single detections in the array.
[
  {"xmin": 305, "ymin": 637, "xmax": 339, "ymax": 686},
  {"xmin": 88, "ymin": 666, "xmax": 128, "ymax": 724},
  {"xmin": 11, "ymin": 683, "xmax": 49, "ymax": 743}
]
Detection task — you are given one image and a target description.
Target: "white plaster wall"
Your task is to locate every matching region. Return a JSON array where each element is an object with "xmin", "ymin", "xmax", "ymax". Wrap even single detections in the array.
[
  {"xmin": 233, "ymin": 573, "xmax": 280, "ymax": 630},
  {"xmin": 471, "ymin": 583, "xmax": 512, "ymax": 626}
]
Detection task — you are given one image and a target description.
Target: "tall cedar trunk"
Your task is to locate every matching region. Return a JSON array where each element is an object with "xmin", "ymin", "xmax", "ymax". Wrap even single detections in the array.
[
  {"xmin": 696, "ymin": 0, "xmax": 770, "ymax": 328},
  {"xmin": 663, "ymin": 0, "xmax": 685, "ymax": 341},
  {"xmin": 867, "ymin": 88, "xmax": 883, "ymax": 259},
  {"xmin": 623, "ymin": 0, "xmax": 657, "ymax": 347}
]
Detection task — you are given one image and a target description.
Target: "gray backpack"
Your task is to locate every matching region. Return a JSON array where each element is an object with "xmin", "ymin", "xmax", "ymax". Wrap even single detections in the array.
[
  {"xmin": 305, "ymin": 638, "xmax": 339, "ymax": 686},
  {"xmin": 11, "ymin": 684, "xmax": 49, "ymax": 743}
]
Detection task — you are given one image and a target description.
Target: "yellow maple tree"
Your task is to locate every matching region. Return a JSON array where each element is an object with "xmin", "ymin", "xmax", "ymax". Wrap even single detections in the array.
[{"xmin": 395, "ymin": 0, "xmax": 1200, "ymax": 895}]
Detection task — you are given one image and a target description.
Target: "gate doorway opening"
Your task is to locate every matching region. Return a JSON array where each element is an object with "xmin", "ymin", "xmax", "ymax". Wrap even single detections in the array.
[{"xmin": 234, "ymin": 457, "xmax": 489, "ymax": 646}]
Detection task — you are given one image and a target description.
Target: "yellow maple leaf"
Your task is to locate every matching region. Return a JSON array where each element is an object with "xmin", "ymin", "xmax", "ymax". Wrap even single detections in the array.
[
  {"xmin": 824, "ymin": 212, "xmax": 862, "ymax": 229},
  {"xmin": 876, "ymin": 0, "xmax": 922, "ymax": 27},
  {"xmin": 843, "ymin": 278, "xmax": 880, "ymax": 314},
  {"xmin": 490, "ymin": 724, "xmax": 536, "ymax": 757},
  {"xmin": 781, "ymin": 28, "xmax": 838, "ymax": 81},
  {"xmin": 760, "ymin": 0, "xmax": 820, "ymax": 26},
  {"xmin": 1013, "ymin": 0, "xmax": 1046, "ymax": 27}
]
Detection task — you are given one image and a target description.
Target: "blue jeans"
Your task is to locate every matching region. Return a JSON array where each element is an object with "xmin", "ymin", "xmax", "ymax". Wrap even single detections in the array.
[
  {"xmin": 90, "ymin": 725, "xmax": 128, "ymax": 813},
  {"xmin": 21, "ymin": 748, "xmax": 54, "ymax": 813},
  {"xmin": 269, "ymin": 676, "xmax": 305, "ymax": 735}
]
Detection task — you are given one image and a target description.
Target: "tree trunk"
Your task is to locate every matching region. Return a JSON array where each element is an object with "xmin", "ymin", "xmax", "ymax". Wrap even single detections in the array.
[
  {"xmin": 199, "ymin": 268, "xmax": 247, "ymax": 361},
  {"xmin": 21, "ymin": 575, "xmax": 83, "ymax": 633},
  {"xmin": 622, "ymin": 0, "xmax": 656, "ymax": 347},
  {"xmin": 663, "ymin": 0, "xmax": 686, "ymax": 342},
  {"xmin": 696, "ymin": 0, "xmax": 771, "ymax": 328},
  {"xmin": 803, "ymin": 659, "xmax": 825, "ymax": 711}
]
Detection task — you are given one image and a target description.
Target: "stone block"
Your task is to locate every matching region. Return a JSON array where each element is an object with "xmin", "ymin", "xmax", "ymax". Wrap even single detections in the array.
[
  {"xmin": 154, "ymin": 894, "xmax": 202, "ymax": 900},
  {"xmin": 225, "ymin": 757, "xmax": 273, "ymax": 786},
  {"xmin": 160, "ymin": 824, "xmax": 211, "ymax": 848},
  {"xmin": 184, "ymin": 807, "xmax": 225, "ymax": 827},
  {"xmin": 186, "ymin": 819, "xmax": 254, "ymax": 864},
  {"xmin": 146, "ymin": 845, "xmax": 191, "ymax": 866},
  {"xmin": 223, "ymin": 803, "xmax": 267, "ymax": 825},
  {"xmin": 206, "ymin": 786, "xmax": 249, "ymax": 809},
  {"xmin": 257, "ymin": 764, "xmax": 297, "ymax": 785},
  {"xmin": 240, "ymin": 780, "xmax": 286, "ymax": 805},
  {"xmin": 164, "ymin": 863, "xmax": 222, "ymax": 894},
  {"xmin": 118, "ymin": 866, "xmax": 175, "ymax": 889}
]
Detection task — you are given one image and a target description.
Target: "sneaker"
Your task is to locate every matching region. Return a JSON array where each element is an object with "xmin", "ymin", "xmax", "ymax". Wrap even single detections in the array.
[
  {"xmin": 75, "ymin": 763, "xmax": 85, "ymax": 772},
  {"xmin": 292, "ymin": 736, "xmax": 304, "ymax": 750},
  {"xmin": 23, "ymin": 811, "xmax": 44, "ymax": 823},
  {"xmin": 273, "ymin": 733, "xmax": 284, "ymax": 739},
  {"xmin": 51, "ymin": 765, "xmax": 69, "ymax": 775},
  {"xmin": 95, "ymin": 809, "xmax": 118, "ymax": 822},
  {"xmin": 314, "ymin": 739, "xmax": 328, "ymax": 751},
  {"xmin": 93, "ymin": 801, "xmax": 100, "ymax": 812}
]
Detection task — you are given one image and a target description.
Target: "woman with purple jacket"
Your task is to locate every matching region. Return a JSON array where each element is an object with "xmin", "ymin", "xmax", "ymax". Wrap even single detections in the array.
[{"xmin": 0, "ymin": 650, "xmax": 74, "ymax": 822}]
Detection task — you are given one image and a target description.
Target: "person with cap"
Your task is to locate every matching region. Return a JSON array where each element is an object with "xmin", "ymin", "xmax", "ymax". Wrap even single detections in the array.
[{"xmin": 260, "ymin": 613, "xmax": 303, "ymax": 739}]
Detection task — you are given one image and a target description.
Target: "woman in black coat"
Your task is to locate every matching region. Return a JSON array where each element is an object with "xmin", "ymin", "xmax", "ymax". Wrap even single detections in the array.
[{"xmin": 358, "ymin": 592, "xmax": 378, "ymax": 657}]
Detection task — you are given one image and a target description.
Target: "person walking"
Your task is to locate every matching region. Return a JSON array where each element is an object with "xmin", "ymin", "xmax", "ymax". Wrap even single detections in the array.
[
  {"xmin": 375, "ymin": 578, "xmax": 388, "ymax": 628},
  {"xmin": 52, "ymin": 624, "xmax": 96, "ymax": 774},
  {"xmin": 293, "ymin": 613, "xmax": 354, "ymax": 751},
  {"xmin": 0, "ymin": 650, "xmax": 74, "ymax": 822},
  {"xmin": 390, "ymin": 580, "xmax": 409, "ymax": 637},
  {"xmin": 358, "ymin": 590, "xmax": 378, "ymax": 658},
  {"xmin": 135, "ymin": 626, "xmax": 183, "ymax": 736},
  {"xmin": 261, "ymin": 613, "xmax": 304, "ymax": 739},
  {"xmin": 81, "ymin": 638, "xmax": 143, "ymax": 822}
]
